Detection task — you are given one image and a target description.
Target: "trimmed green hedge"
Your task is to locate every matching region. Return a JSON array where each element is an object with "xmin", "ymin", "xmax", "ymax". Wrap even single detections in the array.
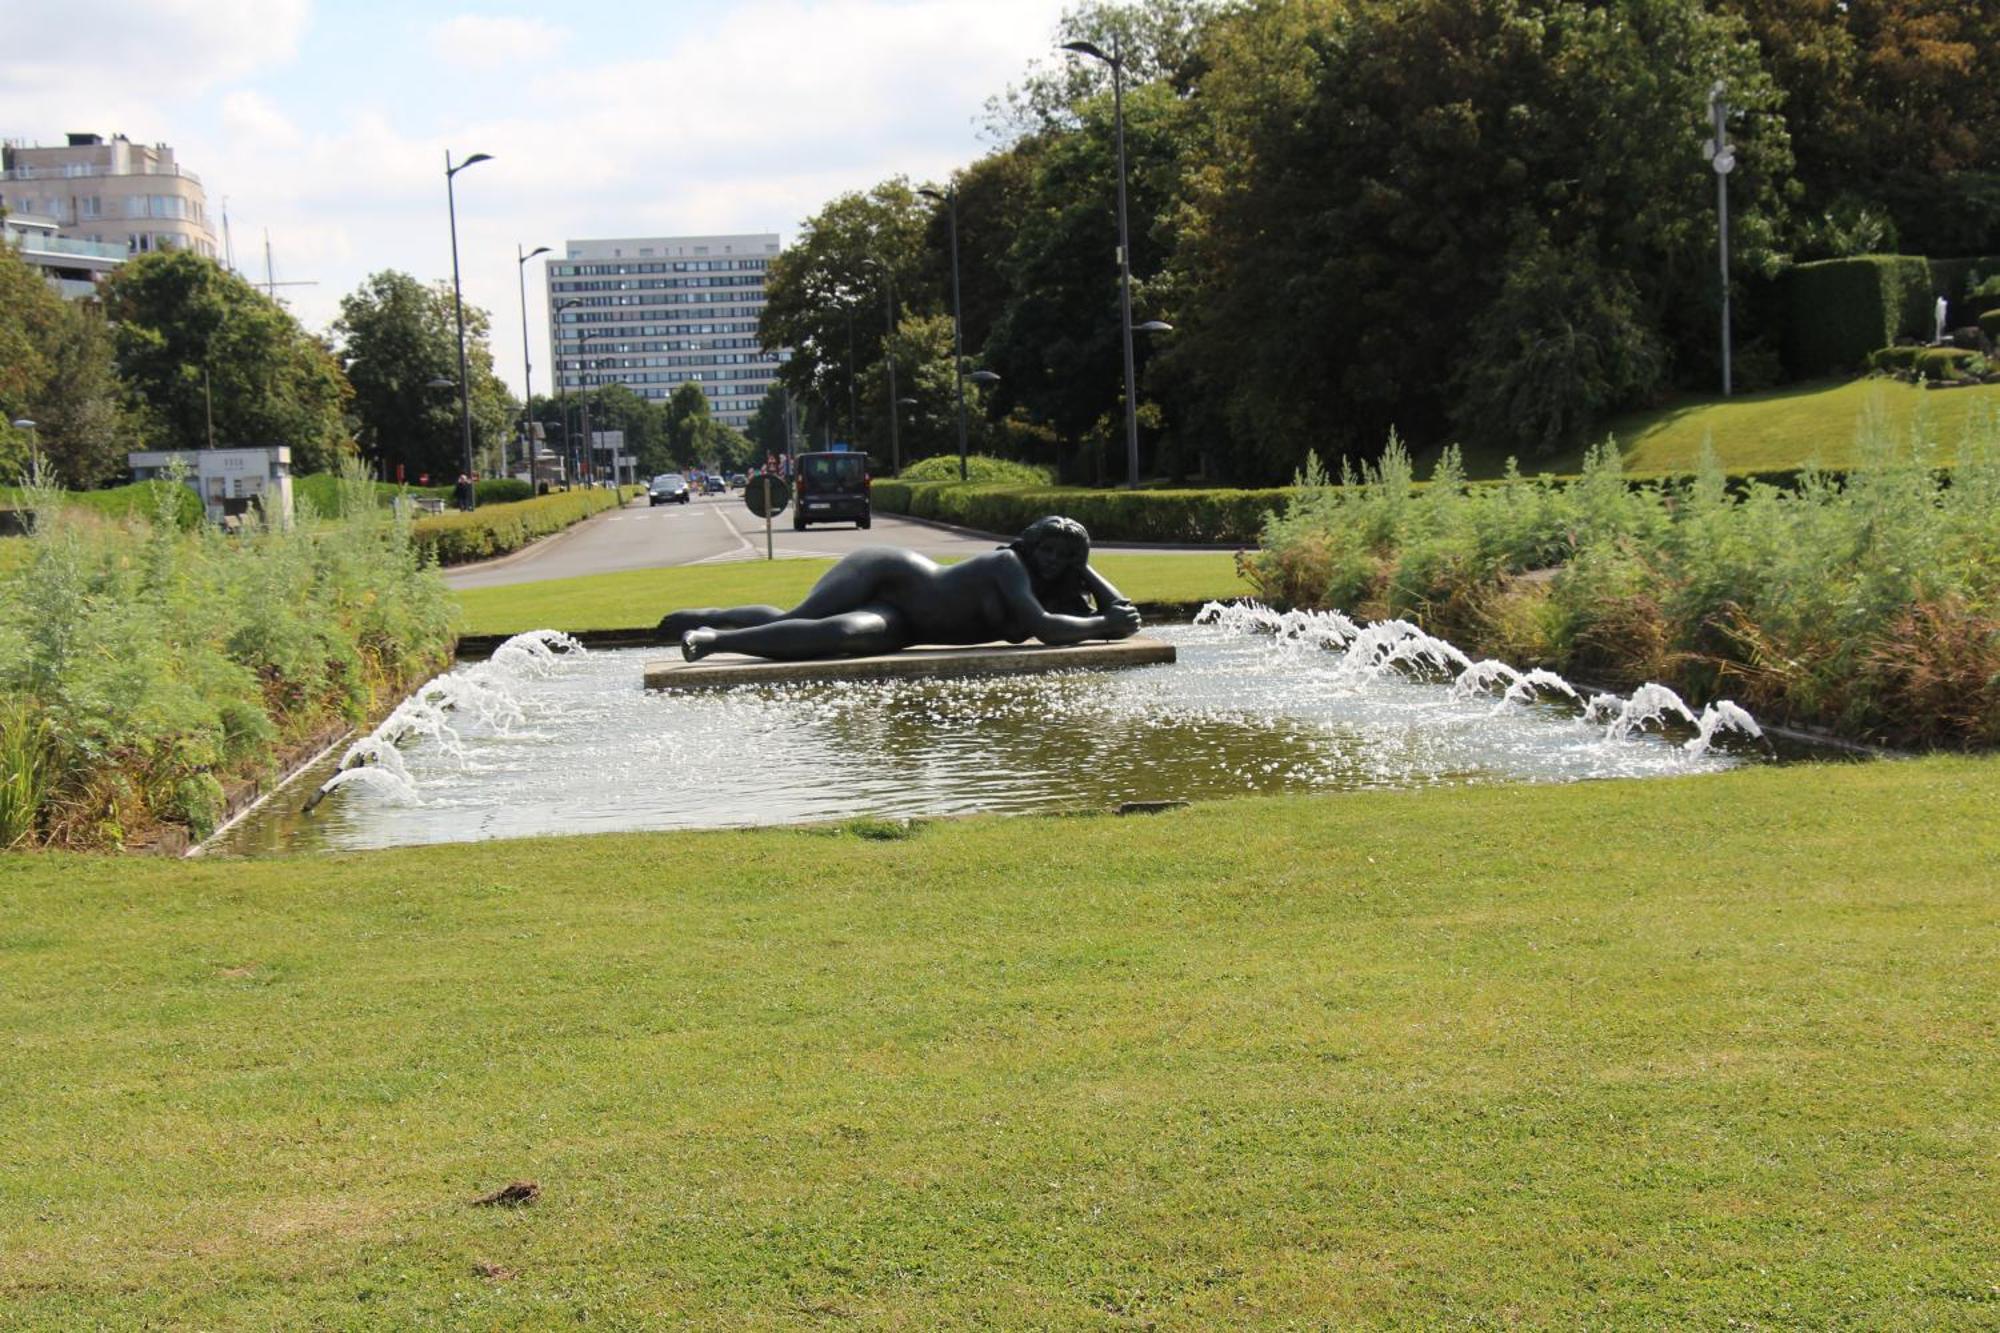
[
  {"xmin": 872, "ymin": 480, "xmax": 1292, "ymax": 544},
  {"xmin": 876, "ymin": 462, "xmax": 1954, "ymax": 547},
  {"xmin": 409, "ymin": 487, "xmax": 632, "ymax": 565},
  {"xmin": 294, "ymin": 474, "xmax": 534, "ymax": 516},
  {"xmin": 1914, "ymin": 347, "xmax": 1980, "ymax": 380},
  {"xmin": 1782, "ymin": 255, "xmax": 1934, "ymax": 378},
  {"xmin": 1924, "ymin": 254, "xmax": 2000, "ymax": 312},
  {"xmin": 1980, "ymin": 310, "xmax": 2000, "ymax": 340},
  {"xmin": 895, "ymin": 455, "xmax": 1054, "ymax": 485}
]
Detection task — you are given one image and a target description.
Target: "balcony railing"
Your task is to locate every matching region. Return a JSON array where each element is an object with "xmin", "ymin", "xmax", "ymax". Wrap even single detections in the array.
[
  {"xmin": 12, "ymin": 233, "xmax": 128, "ymax": 262},
  {"xmin": 1, "ymin": 163, "xmax": 202, "ymax": 187}
]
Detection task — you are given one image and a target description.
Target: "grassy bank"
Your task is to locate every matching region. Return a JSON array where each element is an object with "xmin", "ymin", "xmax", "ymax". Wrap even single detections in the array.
[
  {"xmin": 1, "ymin": 756, "xmax": 1995, "ymax": 1325},
  {"xmin": 1565, "ymin": 376, "xmax": 2000, "ymax": 477},
  {"xmin": 450, "ymin": 552, "xmax": 1255, "ymax": 636}
]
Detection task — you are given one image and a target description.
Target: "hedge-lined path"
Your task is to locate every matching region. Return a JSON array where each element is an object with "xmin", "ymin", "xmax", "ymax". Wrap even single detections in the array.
[{"xmin": 445, "ymin": 487, "xmax": 1235, "ymax": 591}]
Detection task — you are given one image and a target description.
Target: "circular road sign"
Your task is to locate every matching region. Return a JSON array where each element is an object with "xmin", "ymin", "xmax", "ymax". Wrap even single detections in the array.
[{"xmin": 744, "ymin": 473, "xmax": 791, "ymax": 518}]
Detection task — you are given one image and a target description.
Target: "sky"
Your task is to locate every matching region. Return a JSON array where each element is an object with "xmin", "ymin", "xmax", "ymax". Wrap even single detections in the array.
[{"xmin": 0, "ymin": 0, "xmax": 1075, "ymax": 396}]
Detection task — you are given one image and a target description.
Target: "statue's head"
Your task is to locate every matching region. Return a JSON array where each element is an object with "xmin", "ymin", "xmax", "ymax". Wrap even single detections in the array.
[{"xmin": 1009, "ymin": 515, "xmax": 1092, "ymax": 611}]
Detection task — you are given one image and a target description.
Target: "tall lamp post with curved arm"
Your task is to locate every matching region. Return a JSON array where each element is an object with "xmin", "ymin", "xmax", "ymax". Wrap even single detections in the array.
[
  {"xmin": 917, "ymin": 184, "xmax": 974, "ymax": 480},
  {"xmin": 516, "ymin": 244, "xmax": 551, "ymax": 484},
  {"xmin": 444, "ymin": 149, "xmax": 493, "ymax": 500},
  {"xmin": 552, "ymin": 297, "xmax": 583, "ymax": 487},
  {"xmin": 1060, "ymin": 37, "xmax": 1143, "ymax": 489},
  {"xmin": 862, "ymin": 255, "xmax": 903, "ymax": 477}
]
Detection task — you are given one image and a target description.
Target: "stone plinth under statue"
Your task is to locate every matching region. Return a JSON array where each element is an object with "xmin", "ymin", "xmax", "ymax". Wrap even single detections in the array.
[{"xmin": 644, "ymin": 636, "xmax": 1176, "ymax": 691}]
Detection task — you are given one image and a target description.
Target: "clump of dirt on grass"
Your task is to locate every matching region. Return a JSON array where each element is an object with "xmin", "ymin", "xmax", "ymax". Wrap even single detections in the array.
[{"xmin": 471, "ymin": 1181, "xmax": 539, "ymax": 1207}]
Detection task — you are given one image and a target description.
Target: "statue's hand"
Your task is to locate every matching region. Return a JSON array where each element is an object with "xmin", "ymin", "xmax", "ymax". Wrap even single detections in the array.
[{"xmin": 1101, "ymin": 600, "xmax": 1142, "ymax": 638}]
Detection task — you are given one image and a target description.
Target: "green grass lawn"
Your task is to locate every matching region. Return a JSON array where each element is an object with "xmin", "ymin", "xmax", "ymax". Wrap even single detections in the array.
[
  {"xmin": 1545, "ymin": 376, "xmax": 2000, "ymax": 477},
  {"xmin": 3, "ymin": 756, "xmax": 1996, "ymax": 1326},
  {"xmin": 451, "ymin": 552, "xmax": 1255, "ymax": 636}
]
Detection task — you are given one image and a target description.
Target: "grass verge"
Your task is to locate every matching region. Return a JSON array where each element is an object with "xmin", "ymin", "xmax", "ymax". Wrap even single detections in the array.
[
  {"xmin": 1561, "ymin": 376, "xmax": 2000, "ymax": 476},
  {"xmin": 2, "ymin": 756, "xmax": 1996, "ymax": 1325},
  {"xmin": 450, "ymin": 552, "xmax": 1255, "ymax": 636}
]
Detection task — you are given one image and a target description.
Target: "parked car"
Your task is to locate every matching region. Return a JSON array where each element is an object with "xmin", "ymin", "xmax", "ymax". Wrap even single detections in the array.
[
  {"xmin": 648, "ymin": 473, "xmax": 691, "ymax": 505},
  {"xmin": 793, "ymin": 450, "xmax": 870, "ymax": 530},
  {"xmin": 727, "ymin": 472, "xmax": 748, "ymax": 490}
]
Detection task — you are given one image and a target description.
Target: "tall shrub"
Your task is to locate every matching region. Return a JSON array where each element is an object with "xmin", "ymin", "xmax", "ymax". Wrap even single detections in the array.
[{"xmin": 1782, "ymin": 255, "xmax": 1935, "ymax": 377}]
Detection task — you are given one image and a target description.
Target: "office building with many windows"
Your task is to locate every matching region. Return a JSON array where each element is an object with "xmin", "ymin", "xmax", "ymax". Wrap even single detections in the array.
[
  {"xmin": 1, "ymin": 133, "xmax": 218, "ymax": 261},
  {"xmin": 546, "ymin": 233, "xmax": 784, "ymax": 431}
]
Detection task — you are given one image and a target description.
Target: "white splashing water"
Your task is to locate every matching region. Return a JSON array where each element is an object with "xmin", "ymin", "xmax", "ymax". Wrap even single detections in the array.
[
  {"xmin": 312, "ymin": 630, "xmax": 586, "ymax": 809},
  {"xmin": 1195, "ymin": 600, "xmax": 1762, "ymax": 755}
]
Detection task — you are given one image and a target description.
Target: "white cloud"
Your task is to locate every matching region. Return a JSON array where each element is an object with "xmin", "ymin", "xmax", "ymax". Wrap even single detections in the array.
[
  {"xmin": 0, "ymin": 0, "xmax": 308, "ymax": 98},
  {"xmin": 5, "ymin": 0, "xmax": 1074, "ymax": 398},
  {"xmin": 221, "ymin": 91, "xmax": 303, "ymax": 150},
  {"xmin": 430, "ymin": 14, "xmax": 568, "ymax": 70}
]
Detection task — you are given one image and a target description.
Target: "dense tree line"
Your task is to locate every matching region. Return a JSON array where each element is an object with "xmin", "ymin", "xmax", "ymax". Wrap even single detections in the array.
[
  {"xmin": 0, "ymin": 244, "xmax": 534, "ymax": 489},
  {"xmin": 765, "ymin": 0, "xmax": 2000, "ymax": 485}
]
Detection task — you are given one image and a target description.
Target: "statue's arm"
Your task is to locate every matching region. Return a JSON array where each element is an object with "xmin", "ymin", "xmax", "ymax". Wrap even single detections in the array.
[
  {"xmin": 1082, "ymin": 565, "xmax": 1133, "ymax": 612},
  {"xmin": 996, "ymin": 557, "xmax": 1142, "ymax": 644}
]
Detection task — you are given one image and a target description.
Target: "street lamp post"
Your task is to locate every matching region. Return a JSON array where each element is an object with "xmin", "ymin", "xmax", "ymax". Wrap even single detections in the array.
[
  {"xmin": 577, "ymin": 325, "xmax": 597, "ymax": 488},
  {"xmin": 863, "ymin": 256, "xmax": 903, "ymax": 476},
  {"xmin": 444, "ymin": 148, "xmax": 493, "ymax": 502},
  {"xmin": 842, "ymin": 294, "xmax": 859, "ymax": 446},
  {"xmin": 516, "ymin": 243, "xmax": 551, "ymax": 486},
  {"xmin": 1062, "ymin": 37, "xmax": 1142, "ymax": 489},
  {"xmin": 9, "ymin": 418, "xmax": 38, "ymax": 481},
  {"xmin": 917, "ymin": 185, "xmax": 973, "ymax": 480},
  {"xmin": 553, "ymin": 297, "xmax": 582, "ymax": 488},
  {"xmin": 1704, "ymin": 81, "xmax": 1735, "ymax": 398}
]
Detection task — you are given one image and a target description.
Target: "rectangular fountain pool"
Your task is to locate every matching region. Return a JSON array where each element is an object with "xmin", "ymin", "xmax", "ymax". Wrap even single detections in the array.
[{"xmin": 209, "ymin": 616, "xmax": 1774, "ymax": 857}]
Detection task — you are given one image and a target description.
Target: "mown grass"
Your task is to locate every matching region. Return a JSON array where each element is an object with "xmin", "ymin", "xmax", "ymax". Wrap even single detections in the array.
[
  {"xmin": 2, "ymin": 756, "xmax": 1996, "ymax": 1326},
  {"xmin": 1550, "ymin": 376, "xmax": 2000, "ymax": 477},
  {"xmin": 451, "ymin": 552, "xmax": 1255, "ymax": 636}
]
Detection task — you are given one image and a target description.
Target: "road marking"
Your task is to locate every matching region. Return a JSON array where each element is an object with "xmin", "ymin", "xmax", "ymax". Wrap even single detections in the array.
[{"xmin": 703, "ymin": 504, "xmax": 756, "ymax": 562}]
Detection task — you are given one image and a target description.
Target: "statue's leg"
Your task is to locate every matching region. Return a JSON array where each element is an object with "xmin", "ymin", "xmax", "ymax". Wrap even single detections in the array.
[
  {"xmin": 656, "ymin": 605, "xmax": 786, "ymax": 640},
  {"xmin": 683, "ymin": 607, "xmax": 908, "ymax": 662}
]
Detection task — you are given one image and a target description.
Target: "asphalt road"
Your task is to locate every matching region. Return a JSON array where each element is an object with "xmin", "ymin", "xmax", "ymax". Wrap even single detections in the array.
[{"xmin": 443, "ymin": 488, "xmax": 1012, "ymax": 590}]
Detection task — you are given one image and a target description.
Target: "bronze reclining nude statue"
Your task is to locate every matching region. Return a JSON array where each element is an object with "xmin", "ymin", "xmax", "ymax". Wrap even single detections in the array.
[{"xmin": 655, "ymin": 516, "xmax": 1143, "ymax": 661}]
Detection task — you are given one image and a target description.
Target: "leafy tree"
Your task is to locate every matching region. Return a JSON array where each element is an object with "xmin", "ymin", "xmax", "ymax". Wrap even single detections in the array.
[
  {"xmin": 663, "ymin": 382, "xmax": 714, "ymax": 469},
  {"xmin": 700, "ymin": 419, "xmax": 757, "ymax": 473},
  {"xmin": 1721, "ymin": 0, "xmax": 2000, "ymax": 256},
  {"xmin": 0, "ymin": 243, "xmax": 133, "ymax": 486},
  {"xmin": 980, "ymin": 78, "xmax": 1187, "ymax": 471},
  {"xmin": 1166, "ymin": 0, "xmax": 1789, "ymax": 480},
  {"xmin": 579, "ymin": 382, "xmax": 669, "ymax": 477},
  {"xmin": 760, "ymin": 178, "xmax": 934, "ymax": 460},
  {"xmin": 930, "ymin": 141, "xmax": 1043, "ymax": 372},
  {"xmin": 104, "ymin": 250, "xmax": 351, "ymax": 474},
  {"xmin": 332, "ymin": 270, "xmax": 513, "ymax": 483},
  {"xmin": 746, "ymin": 384, "xmax": 796, "ymax": 458},
  {"xmin": 983, "ymin": 0, "xmax": 1226, "ymax": 142},
  {"xmin": 857, "ymin": 313, "xmax": 1005, "ymax": 470},
  {"xmin": 1452, "ymin": 230, "xmax": 1665, "ymax": 458}
]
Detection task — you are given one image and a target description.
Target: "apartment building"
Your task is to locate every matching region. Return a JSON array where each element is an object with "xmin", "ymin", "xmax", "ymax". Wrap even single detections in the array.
[
  {"xmin": 546, "ymin": 233, "xmax": 783, "ymax": 431},
  {"xmin": 0, "ymin": 132, "xmax": 219, "ymax": 261},
  {"xmin": 2, "ymin": 211, "xmax": 125, "ymax": 299}
]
